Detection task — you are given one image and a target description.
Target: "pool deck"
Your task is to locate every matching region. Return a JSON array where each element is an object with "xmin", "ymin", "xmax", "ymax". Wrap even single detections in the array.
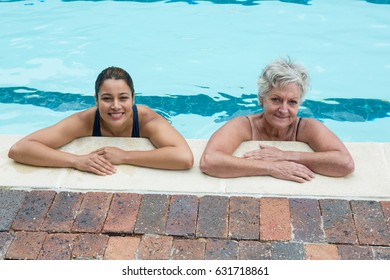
[{"xmin": 1, "ymin": 135, "xmax": 390, "ymax": 260}]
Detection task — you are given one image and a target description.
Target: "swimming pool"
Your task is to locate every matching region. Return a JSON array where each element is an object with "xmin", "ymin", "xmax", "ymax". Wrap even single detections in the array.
[{"xmin": 1, "ymin": 0, "xmax": 389, "ymax": 141}]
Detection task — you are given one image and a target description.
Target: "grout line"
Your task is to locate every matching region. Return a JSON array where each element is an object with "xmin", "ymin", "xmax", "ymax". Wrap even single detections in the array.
[{"xmin": 54, "ymin": 169, "xmax": 69, "ymax": 191}]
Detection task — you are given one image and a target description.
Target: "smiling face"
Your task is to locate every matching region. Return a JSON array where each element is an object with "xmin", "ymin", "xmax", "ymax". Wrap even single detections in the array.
[
  {"xmin": 96, "ymin": 78, "xmax": 134, "ymax": 131},
  {"xmin": 260, "ymin": 83, "xmax": 301, "ymax": 129}
]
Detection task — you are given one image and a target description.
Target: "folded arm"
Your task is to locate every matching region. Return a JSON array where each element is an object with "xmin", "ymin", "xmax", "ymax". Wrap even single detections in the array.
[
  {"xmin": 200, "ymin": 117, "xmax": 315, "ymax": 183},
  {"xmin": 8, "ymin": 109, "xmax": 116, "ymax": 175},
  {"xmin": 97, "ymin": 107, "xmax": 194, "ymax": 170},
  {"xmin": 243, "ymin": 119, "xmax": 355, "ymax": 177}
]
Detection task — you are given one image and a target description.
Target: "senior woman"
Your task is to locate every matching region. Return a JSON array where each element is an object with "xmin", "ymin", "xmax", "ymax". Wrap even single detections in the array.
[
  {"xmin": 8, "ymin": 66, "xmax": 193, "ymax": 175},
  {"xmin": 200, "ymin": 58, "xmax": 354, "ymax": 183}
]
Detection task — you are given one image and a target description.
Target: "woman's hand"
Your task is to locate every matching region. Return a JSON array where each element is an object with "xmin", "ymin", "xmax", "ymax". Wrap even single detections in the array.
[
  {"xmin": 269, "ymin": 161, "xmax": 315, "ymax": 183},
  {"xmin": 74, "ymin": 151, "xmax": 117, "ymax": 176},
  {"xmin": 243, "ymin": 144, "xmax": 285, "ymax": 162},
  {"xmin": 93, "ymin": 146, "xmax": 125, "ymax": 165}
]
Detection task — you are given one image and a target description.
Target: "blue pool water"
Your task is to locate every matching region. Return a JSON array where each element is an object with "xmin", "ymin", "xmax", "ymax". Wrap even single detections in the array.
[{"xmin": 0, "ymin": 0, "xmax": 389, "ymax": 141}]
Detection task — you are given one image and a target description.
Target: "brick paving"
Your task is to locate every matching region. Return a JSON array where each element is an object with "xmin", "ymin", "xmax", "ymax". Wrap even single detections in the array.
[{"xmin": 0, "ymin": 189, "xmax": 390, "ymax": 260}]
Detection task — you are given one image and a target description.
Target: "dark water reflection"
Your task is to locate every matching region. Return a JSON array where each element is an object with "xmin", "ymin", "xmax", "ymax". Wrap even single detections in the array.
[{"xmin": 1, "ymin": 86, "xmax": 389, "ymax": 123}]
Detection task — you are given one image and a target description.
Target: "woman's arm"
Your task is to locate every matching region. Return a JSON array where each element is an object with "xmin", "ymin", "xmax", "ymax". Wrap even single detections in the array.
[
  {"xmin": 200, "ymin": 116, "xmax": 315, "ymax": 182},
  {"xmin": 243, "ymin": 118, "xmax": 355, "ymax": 177},
  {"xmin": 292, "ymin": 118, "xmax": 354, "ymax": 176},
  {"xmin": 96, "ymin": 106, "xmax": 194, "ymax": 170},
  {"xmin": 8, "ymin": 108, "xmax": 116, "ymax": 175}
]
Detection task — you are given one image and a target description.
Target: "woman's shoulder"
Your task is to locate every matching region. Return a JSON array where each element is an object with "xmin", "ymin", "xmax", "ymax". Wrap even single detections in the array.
[
  {"xmin": 75, "ymin": 106, "xmax": 96, "ymax": 118},
  {"xmin": 213, "ymin": 114, "xmax": 253, "ymax": 140},
  {"xmin": 57, "ymin": 107, "xmax": 96, "ymax": 134},
  {"xmin": 297, "ymin": 117, "xmax": 332, "ymax": 140},
  {"xmin": 245, "ymin": 113, "xmax": 263, "ymax": 121},
  {"xmin": 135, "ymin": 104, "xmax": 161, "ymax": 121},
  {"xmin": 299, "ymin": 117, "xmax": 324, "ymax": 128},
  {"xmin": 135, "ymin": 105, "xmax": 168, "ymax": 134}
]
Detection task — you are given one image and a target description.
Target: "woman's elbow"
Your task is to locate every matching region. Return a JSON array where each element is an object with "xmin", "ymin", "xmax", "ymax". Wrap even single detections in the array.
[
  {"xmin": 343, "ymin": 157, "xmax": 355, "ymax": 176},
  {"xmin": 334, "ymin": 156, "xmax": 355, "ymax": 177},
  {"xmin": 184, "ymin": 153, "xmax": 194, "ymax": 170},
  {"xmin": 177, "ymin": 150, "xmax": 194, "ymax": 170},
  {"xmin": 8, "ymin": 143, "xmax": 20, "ymax": 161},
  {"xmin": 199, "ymin": 153, "xmax": 214, "ymax": 175}
]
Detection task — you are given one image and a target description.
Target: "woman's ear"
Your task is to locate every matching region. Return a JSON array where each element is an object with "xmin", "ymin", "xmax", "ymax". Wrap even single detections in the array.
[{"xmin": 258, "ymin": 96, "xmax": 264, "ymax": 107}]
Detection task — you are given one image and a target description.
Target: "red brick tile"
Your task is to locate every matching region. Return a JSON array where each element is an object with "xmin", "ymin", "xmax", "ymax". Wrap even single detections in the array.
[
  {"xmin": 171, "ymin": 239, "xmax": 206, "ymax": 260},
  {"xmin": 271, "ymin": 242, "xmax": 305, "ymax": 260},
  {"xmin": 289, "ymin": 199, "xmax": 324, "ymax": 242},
  {"xmin": 304, "ymin": 244, "xmax": 340, "ymax": 260},
  {"xmin": 238, "ymin": 241, "xmax": 272, "ymax": 260},
  {"xmin": 104, "ymin": 236, "xmax": 140, "ymax": 260},
  {"xmin": 205, "ymin": 239, "xmax": 238, "ymax": 260},
  {"xmin": 0, "ymin": 232, "xmax": 14, "ymax": 260},
  {"xmin": 229, "ymin": 197, "xmax": 259, "ymax": 240},
  {"xmin": 259, "ymin": 198, "xmax": 291, "ymax": 241},
  {"xmin": 381, "ymin": 201, "xmax": 390, "ymax": 233},
  {"xmin": 166, "ymin": 195, "xmax": 198, "ymax": 238},
  {"xmin": 373, "ymin": 247, "xmax": 390, "ymax": 260},
  {"xmin": 337, "ymin": 245, "xmax": 374, "ymax": 260},
  {"xmin": 197, "ymin": 195, "xmax": 229, "ymax": 239},
  {"xmin": 72, "ymin": 192, "xmax": 112, "ymax": 233},
  {"xmin": 0, "ymin": 190, "xmax": 26, "ymax": 231},
  {"xmin": 37, "ymin": 233, "xmax": 77, "ymax": 260},
  {"xmin": 134, "ymin": 194, "xmax": 170, "ymax": 235},
  {"xmin": 41, "ymin": 192, "xmax": 84, "ymax": 232},
  {"xmin": 5, "ymin": 231, "xmax": 47, "ymax": 260},
  {"xmin": 103, "ymin": 193, "xmax": 141, "ymax": 234},
  {"xmin": 320, "ymin": 199, "xmax": 358, "ymax": 244},
  {"xmin": 72, "ymin": 233, "xmax": 109, "ymax": 260},
  {"xmin": 351, "ymin": 200, "xmax": 390, "ymax": 245},
  {"xmin": 138, "ymin": 234, "xmax": 173, "ymax": 260},
  {"xmin": 12, "ymin": 190, "xmax": 56, "ymax": 231}
]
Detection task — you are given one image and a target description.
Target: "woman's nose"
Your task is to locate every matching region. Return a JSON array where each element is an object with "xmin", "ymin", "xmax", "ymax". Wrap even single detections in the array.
[
  {"xmin": 111, "ymin": 99, "xmax": 120, "ymax": 109},
  {"xmin": 279, "ymin": 102, "xmax": 288, "ymax": 113}
]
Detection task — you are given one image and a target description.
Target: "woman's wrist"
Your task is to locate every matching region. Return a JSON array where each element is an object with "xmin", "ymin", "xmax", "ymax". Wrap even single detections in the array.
[
  {"xmin": 285, "ymin": 150, "xmax": 298, "ymax": 162},
  {"xmin": 67, "ymin": 154, "xmax": 80, "ymax": 169}
]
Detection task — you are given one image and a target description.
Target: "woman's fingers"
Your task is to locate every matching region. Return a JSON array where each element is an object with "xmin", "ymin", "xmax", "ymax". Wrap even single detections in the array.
[
  {"xmin": 271, "ymin": 161, "xmax": 315, "ymax": 183},
  {"xmin": 243, "ymin": 149, "xmax": 262, "ymax": 159},
  {"xmin": 77, "ymin": 153, "xmax": 116, "ymax": 176},
  {"xmin": 93, "ymin": 155, "xmax": 116, "ymax": 175},
  {"xmin": 289, "ymin": 164, "xmax": 315, "ymax": 183}
]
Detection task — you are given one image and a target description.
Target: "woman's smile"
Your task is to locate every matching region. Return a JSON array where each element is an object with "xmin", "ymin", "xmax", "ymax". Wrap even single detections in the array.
[{"xmin": 108, "ymin": 112, "xmax": 125, "ymax": 120}]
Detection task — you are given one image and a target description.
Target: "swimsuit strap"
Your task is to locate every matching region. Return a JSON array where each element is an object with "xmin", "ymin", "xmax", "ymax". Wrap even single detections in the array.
[
  {"xmin": 92, "ymin": 108, "xmax": 101, "ymax": 136},
  {"xmin": 296, "ymin": 117, "xmax": 302, "ymax": 140},
  {"xmin": 131, "ymin": 104, "xmax": 140, "ymax": 138},
  {"xmin": 245, "ymin": 115, "xmax": 253, "ymax": 139},
  {"xmin": 92, "ymin": 105, "xmax": 140, "ymax": 137}
]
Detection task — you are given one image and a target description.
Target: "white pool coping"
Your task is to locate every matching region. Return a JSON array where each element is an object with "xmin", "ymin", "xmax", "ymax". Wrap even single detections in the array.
[{"xmin": 1, "ymin": 135, "xmax": 390, "ymax": 201}]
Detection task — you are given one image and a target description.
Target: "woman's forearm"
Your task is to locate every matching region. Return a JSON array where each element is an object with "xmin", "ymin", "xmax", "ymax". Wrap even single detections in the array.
[
  {"xmin": 200, "ymin": 152, "xmax": 270, "ymax": 178},
  {"xmin": 285, "ymin": 150, "xmax": 355, "ymax": 177},
  {"xmin": 121, "ymin": 147, "xmax": 193, "ymax": 170},
  {"xmin": 8, "ymin": 140, "xmax": 78, "ymax": 168}
]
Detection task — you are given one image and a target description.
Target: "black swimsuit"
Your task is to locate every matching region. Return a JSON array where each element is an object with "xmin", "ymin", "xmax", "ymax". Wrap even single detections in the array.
[
  {"xmin": 296, "ymin": 117, "xmax": 302, "ymax": 140},
  {"xmin": 92, "ymin": 104, "xmax": 140, "ymax": 137}
]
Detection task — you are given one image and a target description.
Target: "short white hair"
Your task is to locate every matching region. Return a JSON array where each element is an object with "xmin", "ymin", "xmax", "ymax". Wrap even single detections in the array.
[{"xmin": 257, "ymin": 57, "xmax": 310, "ymax": 102}]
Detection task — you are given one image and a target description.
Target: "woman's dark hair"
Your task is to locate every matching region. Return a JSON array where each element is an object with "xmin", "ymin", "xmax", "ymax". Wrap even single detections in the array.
[{"xmin": 95, "ymin": 66, "xmax": 135, "ymax": 99}]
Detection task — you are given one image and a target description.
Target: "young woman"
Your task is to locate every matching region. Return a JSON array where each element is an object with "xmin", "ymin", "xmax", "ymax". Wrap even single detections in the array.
[
  {"xmin": 8, "ymin": 67, "xmax": 193, "ymax": 175},
  {"xmin": 200, "ymin": 58, "xmax": 354, "ymax": 183}
]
